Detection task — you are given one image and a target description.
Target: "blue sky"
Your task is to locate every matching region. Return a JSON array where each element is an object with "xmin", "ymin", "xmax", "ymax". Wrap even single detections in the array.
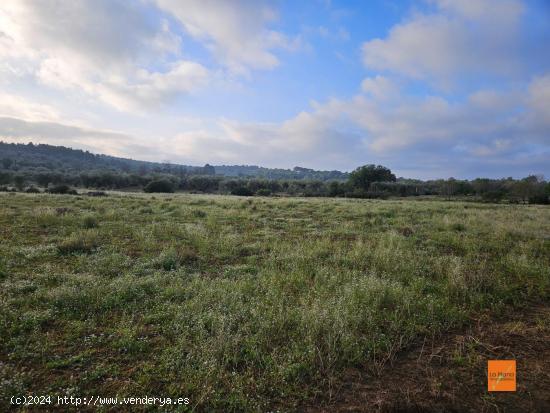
[{"xmin": 0, "ymin": 0, "xmax": 549, "ymax": 179}]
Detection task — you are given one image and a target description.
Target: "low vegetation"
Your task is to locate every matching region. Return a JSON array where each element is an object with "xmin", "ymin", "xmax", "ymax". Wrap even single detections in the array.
[
  {"xmin": 2, "ymin": 142, "xmax": 549, "ymax": 203},
  {"xmin": 1, "ymin": 192, "xmax": 549, "ymax": 411}
]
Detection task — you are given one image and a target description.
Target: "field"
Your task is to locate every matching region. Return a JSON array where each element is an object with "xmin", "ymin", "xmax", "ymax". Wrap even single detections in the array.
[{"xmin": 1, "ymin": 192, "xmax": 549, "ymax": 411}]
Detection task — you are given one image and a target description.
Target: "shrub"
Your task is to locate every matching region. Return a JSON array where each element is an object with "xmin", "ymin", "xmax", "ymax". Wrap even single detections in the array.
[
  {"xmin": 231, "ymin": 187, "xmax": 253, "ymax": 196},
  {"xmin": 85, "ymin": 191, "xmax": 107, "ymax": 197},
  {"xmin": 144, "ymin": 180, "xmax": 174, "ymax": 193},
  {"xmin": 256, "ymin": 188, "xmax": 272, "ymax": 196},
  {"xmin": 25, "ymin": 186, "xmax": 41, "ymax": 193},
  {"xmin": 155, "ymin": 248, "xmax": 179, "ymax": 271},
  {"xmin": 47, "ymin": 185, "xmax": 77, "ymax": 195},
  {"xmin": 528, "ymin": 194, "xmax": 549, "ymax": 205}
]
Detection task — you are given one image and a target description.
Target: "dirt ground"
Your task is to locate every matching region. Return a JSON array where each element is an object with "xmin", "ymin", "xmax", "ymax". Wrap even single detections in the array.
[{"xmin": 304, "ymin": 303, "xmax": 550, "ymax": 413}]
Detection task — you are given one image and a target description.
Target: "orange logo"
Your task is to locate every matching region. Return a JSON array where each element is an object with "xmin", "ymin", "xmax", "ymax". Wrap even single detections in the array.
[{"xmin": 488, "ymin": 360, "xmax": 516, "ymax": 391}]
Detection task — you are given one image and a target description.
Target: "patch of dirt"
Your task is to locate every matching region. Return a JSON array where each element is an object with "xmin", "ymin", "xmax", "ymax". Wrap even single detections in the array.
[{"xmin": 304, "ymin": 303, "xmax": 550, "ymax": 413}]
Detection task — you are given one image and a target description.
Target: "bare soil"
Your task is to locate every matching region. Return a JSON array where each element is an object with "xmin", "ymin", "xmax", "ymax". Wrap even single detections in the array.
[{"xmin": 304, "ymin": 303, "xmax": 550, "ymax": 413}]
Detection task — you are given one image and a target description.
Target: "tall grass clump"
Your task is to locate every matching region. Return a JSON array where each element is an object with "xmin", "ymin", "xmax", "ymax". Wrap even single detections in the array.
[
  {"xmin": 0, "ymin": 258, "xmax": 7, "ymax": 280},
  {"xmin": 81, "ymin": 214, "xmax": 98, "ymax": 229},
  {"xmin": 57, "ymin": 230, "xmax": 100, "ymax": 255}
]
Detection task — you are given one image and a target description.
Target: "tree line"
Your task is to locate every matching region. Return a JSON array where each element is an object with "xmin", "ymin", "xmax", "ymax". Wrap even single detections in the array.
[{"xmin": 1, "ymin": 142, "xmax": 549, "ymax": 204}]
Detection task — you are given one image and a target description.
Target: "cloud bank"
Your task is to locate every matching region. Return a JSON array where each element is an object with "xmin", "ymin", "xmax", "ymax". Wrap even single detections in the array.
[{"xmin": 0, "ymin": 0, "xmax": 548, "ymax": 178}]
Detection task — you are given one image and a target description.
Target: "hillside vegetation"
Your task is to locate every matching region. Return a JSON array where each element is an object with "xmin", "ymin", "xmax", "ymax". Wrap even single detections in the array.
[
  {"xmin": 1, "ymin": 192, "xmax": 549, "ymax": 411},
  {"xmin": 1, "ymin": 142, "xmax": 549, "ymax": 203},
  {"xmin": 0, "ymin": 141, "xmax": 348, "ymax": 182}
]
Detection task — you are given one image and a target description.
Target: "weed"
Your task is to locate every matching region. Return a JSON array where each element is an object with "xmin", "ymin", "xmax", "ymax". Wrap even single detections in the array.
[
  {"xmin": 82, "ymin": 214, "xmax": 98, "ymax": 229},
  {"xmin": 192, "ymin": 209, "xmax": 207, "ymax": 218},
  {"xmin": 57, "ymin": 230, "xmax": 100, "ymax": 255},
  {"xmin": 450, "ymin": 222, "xmax": 466, "ymax": 232}
]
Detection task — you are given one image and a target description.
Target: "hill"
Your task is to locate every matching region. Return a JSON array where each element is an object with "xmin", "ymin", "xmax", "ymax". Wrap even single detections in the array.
[{"xmin": 0, "ymin": 141, "xmax": 348, "ymax": 181}]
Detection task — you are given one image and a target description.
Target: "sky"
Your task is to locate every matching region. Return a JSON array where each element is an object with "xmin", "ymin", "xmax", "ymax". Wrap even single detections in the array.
[{"xmin": 0, "ymin": 0, "xmax": 549, "ymax": 179}]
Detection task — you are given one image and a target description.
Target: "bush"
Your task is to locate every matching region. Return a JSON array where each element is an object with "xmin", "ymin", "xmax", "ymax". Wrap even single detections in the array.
[
  {"xmin": 156, "ymin": 248, "xmax": 179, "ymax": 271},
  {"xmin": 346, "ymin": 189, "xmax": 389, "ymax": 199},
  {"xmin": 47, "ymin": 185, "xmax": 77, "ymax": 195},
  {"xmin": 85, "ymin": 191, "xmax": 107, "ymax": 197},
  {"xmin": 231, "ymin": 187, "xmax": 253, "ymax": 196},
  {"xmin": 528, "ymin": 194, "xmax": 549, "ymax": 205},
  {"xmin": 144, "ymin": 180, "xmax": 174, "ymax": 193},
  {"xmin": 256, "ymin": 188, "xmax": 272, "ymax": 196},
  {"xmin": 25, "ymin": 186, "xmax": 41, "ymax": 193}
]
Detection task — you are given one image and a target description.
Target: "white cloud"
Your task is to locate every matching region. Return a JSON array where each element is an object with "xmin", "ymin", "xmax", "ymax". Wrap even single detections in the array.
[
  {"xmin": 527, "ymin": 74, "xmax": 550, "ymax": 126},
  {"xmin": 173, "ymin": 75, "xmax": 547, "ymax": 172},
  {"xmin": 429, "ymin": 0, "xmax": 523, "ymax": 22},
  {"xmin": 0, "ymin": 0, "xmax": 548, "ymax": 179},
  {"xmin": 154, "ymin": 0, "xmax": 303, "ymax": 74},
  {"xmin": 0, "ymin": 116, "xmax": 137, "ymax": 157},
  {"xmin": 0, "ymin": 92, "xmax": 61, "ymax": 122},
  {"xmin": 2, "ymin": 74, "xmax": 548, "ymax": 177},
  {"xmin": 0, "ymin": 0, "xmax": 208, "ymax": 111},
  {"xmin": 360, "ymin": 76, "xmax": 398, "ymax": 100},
  {"xmin": 362, "ymin": 0, "xmax": 524, "ymax": 85}
]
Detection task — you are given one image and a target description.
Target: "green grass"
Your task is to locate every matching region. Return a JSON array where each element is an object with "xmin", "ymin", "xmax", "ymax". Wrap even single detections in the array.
[{"xmin": 1, "ymin": 192, "xmax": 549, "ymax": 411}]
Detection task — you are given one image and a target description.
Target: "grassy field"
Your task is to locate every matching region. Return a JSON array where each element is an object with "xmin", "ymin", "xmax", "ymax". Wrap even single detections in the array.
[{"xmin": 1, "ymin": 192, "xmax": 549, "ymax": 411}]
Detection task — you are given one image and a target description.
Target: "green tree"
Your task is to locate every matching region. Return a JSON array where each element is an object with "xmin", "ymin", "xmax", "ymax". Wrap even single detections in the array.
[
  {"xmin": 13, "ymin": 174, "xmax": 25, "ymax": 191},
  {"xmin": 2, "ymin": 158, "xmax": 13, "ymax": 169},
  {"xmin": 144, "ymin": 179, "xmax": 175, "ymax": 193},
  {"xmin": 36, "ymin": 173, "xmax": 51, "ymax": 188},
  {"xmin": 202, "ymin": 164, "xmax": 215, "ymax": 175},
  {"xmin": 510, "ymin": 176, "xmax": 540, "ymax": 204},
  {"xmin": 348, "ymin": 164, "xmax": 396, "ymax": 191}
]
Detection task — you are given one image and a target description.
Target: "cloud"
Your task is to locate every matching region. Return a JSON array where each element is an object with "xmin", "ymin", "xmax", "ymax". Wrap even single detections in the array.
[
  {"xmin": 2, "ymin": 71, "xmax": 549, "ymax": 178},
  {"xmin": 0, "ymin": 92, "xmax": 61, "ymax": 122},
  {"xmin": 0, "ymin": 116, "xmax": 138, "ymax": 156},
  {"xmin": 316, "ymin": 25, "xmax": 350, "ymax": 41},
  {"xmin": 36, "ymin": 59, "xmax": 208, "ymax": 111},
  {"xmin": 166, "ymin": 72, "xmax": 549, "ymax": 176},
  {"xmin": 428, "ymin": 0, "xmax": 523, "ymax": 21},
  {"xmin": 0, "ymin": 0, "xmax": 208, "ymax": 111},
  {"xmin": 360, "ymin": 76, "xmax": 398, "ymax": 100},
  {"xmin": 0, "ymin": 0, "xmax": 548, "ymax": 179},
  {"xmin": 362, "ymin": 0, "xmax": 524, "ymax": 85},
  {"xmin": 154, "ymin": 0, "xmax": 303, "ymax": 74},
  {"xmin": 527, "ymin": 74, "xmax": 550, "ymax": 127}
]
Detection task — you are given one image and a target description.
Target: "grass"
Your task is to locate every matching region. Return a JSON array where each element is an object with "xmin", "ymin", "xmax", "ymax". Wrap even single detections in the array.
[{"xmin": 1, "ymin": 192, "xmax": 549, "ymax": 411}]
